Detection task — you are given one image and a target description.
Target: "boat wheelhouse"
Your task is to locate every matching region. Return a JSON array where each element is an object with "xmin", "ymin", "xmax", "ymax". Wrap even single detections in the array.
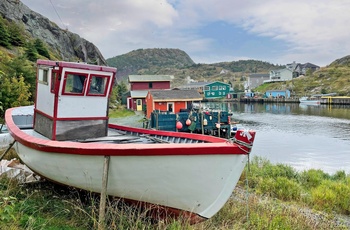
[{"xmin": 34, "ymin": 60, "xmax": 116, "ymax": 141}]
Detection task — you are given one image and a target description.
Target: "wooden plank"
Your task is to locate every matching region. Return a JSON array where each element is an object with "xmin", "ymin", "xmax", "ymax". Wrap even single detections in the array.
[
  {"xmin": 98, "ymin": 155, "xmax": 110, "ymax": 230},
  {"xmin": 78, "ymin": 135, "xmax": 140, "ymax": 142}
]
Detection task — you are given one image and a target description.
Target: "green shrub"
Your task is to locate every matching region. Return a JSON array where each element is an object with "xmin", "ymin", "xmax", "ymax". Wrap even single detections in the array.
[
  {"xmin": 256, "ymin": 177, "xmax": 301, "ymax": 201},
  {"xmin": 298, "ymin": 169, "xmax": 330, "ymax": 188},
  {"xmin": 311, "ymin": 180, "xmax": 350, "ymax": 214}
]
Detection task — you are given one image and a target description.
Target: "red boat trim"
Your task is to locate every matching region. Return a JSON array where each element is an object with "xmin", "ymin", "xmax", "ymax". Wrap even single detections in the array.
[
  {"xmin": 6, "ymin": 108, "xmax": 248, "ymax": 156},
  {"xmin": 37, "ymin": 59, "xmax": 117, "ymax": 73}
]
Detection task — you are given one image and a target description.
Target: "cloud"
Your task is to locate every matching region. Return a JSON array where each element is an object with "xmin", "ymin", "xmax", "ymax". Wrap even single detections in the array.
[{"xmin": 21, "ymin": 0, "xmax": 350, "ymax": 66}]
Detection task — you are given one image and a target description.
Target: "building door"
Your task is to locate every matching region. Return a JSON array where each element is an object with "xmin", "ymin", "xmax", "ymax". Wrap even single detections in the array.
[
  {"xmin": 136, "ymin": 99, "xmax": 142, "ymax": 111},
  {"xmin": 167, "ymin": 102, "xmax": 174, "ymax": 112}
]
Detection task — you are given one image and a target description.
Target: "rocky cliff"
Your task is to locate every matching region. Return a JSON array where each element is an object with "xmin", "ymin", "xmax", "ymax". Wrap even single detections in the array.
[{"xmin": 0, "ymin": 0, "xmax": 106, "ymax": 65}]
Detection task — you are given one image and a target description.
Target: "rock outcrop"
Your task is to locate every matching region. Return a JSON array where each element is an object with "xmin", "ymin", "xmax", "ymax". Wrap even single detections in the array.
[{"xmin": 0, "ymin": 0, "xmax": 106, "ymax": 65}]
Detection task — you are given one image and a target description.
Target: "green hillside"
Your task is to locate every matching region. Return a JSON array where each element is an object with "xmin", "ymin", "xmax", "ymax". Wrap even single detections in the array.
[
  {"xmin": 0, "ymin": 16, "xmax": 59, "ymax": 118},
  {"xmin": 255, "ymin": 57, "xmax": 350, "ymax": 96},
  {"xmin": 107, "ymin": 49, "xmax": 281, "ymax": 88}
]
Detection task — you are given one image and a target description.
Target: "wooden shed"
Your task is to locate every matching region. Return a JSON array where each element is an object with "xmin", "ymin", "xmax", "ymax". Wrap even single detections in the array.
[{"xmin": 145, "ymin": 89, "xmax": 202, "ymax": 118}]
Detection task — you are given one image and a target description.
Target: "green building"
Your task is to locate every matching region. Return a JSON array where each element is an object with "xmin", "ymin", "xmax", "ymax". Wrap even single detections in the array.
[{"xmin": 180, "ymin": 81, "xmax": 231, "ymax": 99}]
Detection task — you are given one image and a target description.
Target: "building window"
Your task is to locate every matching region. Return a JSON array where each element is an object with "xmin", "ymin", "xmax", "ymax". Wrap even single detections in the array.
[
  {"xmin": 212, "ymin": 86, "xmax": 218, "ymax": 91},
  {"xmin": 149, "ymin": 82, "xmax": 153, "ymax": 89},
  {"xmin": 204, "ymin": 86, "xmax": 209, "ymax": 91},
  {"xmin": 219, "ymin": 86, "xmax": 222, "ymax": 90}
]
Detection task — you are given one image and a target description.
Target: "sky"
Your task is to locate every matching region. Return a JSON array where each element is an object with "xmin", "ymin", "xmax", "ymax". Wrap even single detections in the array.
[{"xmin": 20, "ymin": 0, "xmax": 350, "ymax": 67}]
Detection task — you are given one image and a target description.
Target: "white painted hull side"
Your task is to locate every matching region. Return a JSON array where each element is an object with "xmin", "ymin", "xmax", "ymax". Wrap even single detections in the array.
[
  {"xmin": 300, "ymin": 100, "xmax": 320, "ymax": 105},
  {"xmin": 15, "ymin": 142, "xmax": 247, "ymax": 219},
  {"xmin": 299, "ymin": 97, "xmax": 320, "ymax": 105}
]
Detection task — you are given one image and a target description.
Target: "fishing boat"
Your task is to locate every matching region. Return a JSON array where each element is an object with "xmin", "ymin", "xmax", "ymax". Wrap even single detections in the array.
[
  {"xmin": 299, "ymin": 96, "xmax": 321, "ymax": 105},
  {"xmin": 5, "ymin": 60, "xmax": 256, "ymax": 223}
]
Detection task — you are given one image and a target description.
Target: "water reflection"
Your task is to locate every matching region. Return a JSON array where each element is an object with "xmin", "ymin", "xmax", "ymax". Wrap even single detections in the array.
[{"xmin": 203, "ymin": 102, "xmax": 350, "ymax": 174}]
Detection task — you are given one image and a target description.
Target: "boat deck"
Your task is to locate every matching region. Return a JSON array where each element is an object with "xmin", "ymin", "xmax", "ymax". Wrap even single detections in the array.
[{"xmin": 22, "ymin": 128, "xmax": 206, "ymax": 144}]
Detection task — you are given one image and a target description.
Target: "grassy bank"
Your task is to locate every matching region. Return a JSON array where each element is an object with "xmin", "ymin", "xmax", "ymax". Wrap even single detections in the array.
[
  {"xmin": 108, "ymin": 106, "xmax": 136, "ymax": 118},
  {"xmin": 1, "ymin": 155, "xmax": 349, "ymax": 229}
]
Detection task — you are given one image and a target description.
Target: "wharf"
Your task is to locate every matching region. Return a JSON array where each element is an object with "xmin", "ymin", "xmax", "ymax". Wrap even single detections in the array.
[{"xmin": 239, "ymin": 98, "xmax": 299, "ymax": 103}]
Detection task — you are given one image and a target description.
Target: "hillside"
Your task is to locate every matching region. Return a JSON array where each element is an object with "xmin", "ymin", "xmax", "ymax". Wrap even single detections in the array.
[
  {"xmin": 107, "ymin": 49, "xmax": 280, "ymax": 87},
  {"xmin": 255, "ymin": 58, "xmax": 350, "ymax": 96},
  {"xmin": 0, "ymin": 0, "xmax": 105, "ymax": 64},
  {"xmin": 107, "ymin": 48, "xmax": 195, "ymax": 82},
  {"xmin": 329, "ymin": 55, "xmax": 350, "ymax": 67}
]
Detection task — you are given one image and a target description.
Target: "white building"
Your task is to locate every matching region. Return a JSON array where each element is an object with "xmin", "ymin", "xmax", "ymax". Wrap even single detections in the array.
[{"xmin": 264, "ymin": 69, "xmax": 293, "ymax": 83}]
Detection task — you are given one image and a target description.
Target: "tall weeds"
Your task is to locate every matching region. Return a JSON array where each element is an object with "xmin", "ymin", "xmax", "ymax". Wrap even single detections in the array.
[{"xmin": 1, "ymin": 156, "xmax": 349, "ymax": 229}]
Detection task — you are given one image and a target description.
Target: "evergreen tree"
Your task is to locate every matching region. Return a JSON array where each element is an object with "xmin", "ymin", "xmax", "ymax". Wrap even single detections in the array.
[
  {"xmin": 0, "ymin": 72, "xmax": 32, "ymax": 118},
  {"xmin": 6, "ymin": 56, "xmax": 36, "ymax": 97},
  {"xmin": 8, "ymin": 22, "xmax": 25, "ymax": 46},
  {"xmin": 116, "ymin": 81, "xmax": 128, "ymax": 101},
  {"xmin": 25, "ymin": 41, "xmax": 38, "ymax": 62},
  {"xmin": 0, "ymin": 17, "xmax": 11, "ymax": 48},
  {"xmin": 34, "ymin": 38, "xmax": 50, "ymax": 59}
]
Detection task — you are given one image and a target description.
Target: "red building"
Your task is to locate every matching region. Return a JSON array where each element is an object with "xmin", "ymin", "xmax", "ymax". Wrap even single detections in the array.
[
  {"xmin": 145, "ymin": 89, "xmax": 202, "ymax": 118},
  {"xmin": 127, "ymin": 75, "xmax": 172, "ymax": 111}
]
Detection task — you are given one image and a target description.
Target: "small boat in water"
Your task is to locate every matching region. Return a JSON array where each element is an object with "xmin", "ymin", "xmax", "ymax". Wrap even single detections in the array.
[
  {"xmin": 5, "ymin": 60, "xmax": 256, "ymax": 223},
  {"xmin": 299, "ymin": 96, "xmax": 321, "ymax": 105}
]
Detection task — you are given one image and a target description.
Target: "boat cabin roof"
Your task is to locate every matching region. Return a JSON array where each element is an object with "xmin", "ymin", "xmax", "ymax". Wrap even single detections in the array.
[{"xmin": 37, "ymin": 60, "xmax": 117, "ymax": 73}]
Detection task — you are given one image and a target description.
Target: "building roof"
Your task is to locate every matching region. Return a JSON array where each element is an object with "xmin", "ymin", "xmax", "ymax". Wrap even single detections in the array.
[
  {"xmin": 300, "ymin": 62, "xmax": 320, "ymax": 68},
  {"xmin": 179, "ymin": 82, "xmax": 212, "ymax": 88},
  {"xmin": 149, "ymin": 89, "xmax": 202, "ymax": 101},
  {"xmin": 266, "ymin": 90, "xmax": 290, "ymax": 92},
  {"xmin": 180, "ymin": 81, "xmax": 230, "ymax": 89},
  {"xmin": 128, "ymin": 75, "xmax": 173, "ymax": 82},
  {"xmin": 270, "ymin": 68, "xmax": 293, "ymax": 73},
  {"xmin": 248, "ymin": 73, "xmax": 270, "ymax": 78},
  {"xmin": 130, "ymin": 90, "xmax": 148, "ymax": 98}
]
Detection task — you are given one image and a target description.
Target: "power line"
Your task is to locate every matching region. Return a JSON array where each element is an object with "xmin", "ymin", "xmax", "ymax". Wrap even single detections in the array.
[{"xmin": 49, "ymin": 0, "xmax": 67, "ymax": 30}]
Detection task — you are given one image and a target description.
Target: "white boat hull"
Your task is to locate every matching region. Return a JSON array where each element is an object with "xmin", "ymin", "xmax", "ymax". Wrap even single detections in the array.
[{"xmin": 14, "ymin": 141, "xmax": 247, "ymax": 219}]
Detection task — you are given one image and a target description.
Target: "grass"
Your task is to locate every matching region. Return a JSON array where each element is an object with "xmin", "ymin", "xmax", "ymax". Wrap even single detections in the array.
[
  {"xmin": 1, "ymin": 153, "xmax": 349, "ymax": 229},
  {"xmin": 108, "ymin": 106, "xmax": 136, "ymax": 118}
]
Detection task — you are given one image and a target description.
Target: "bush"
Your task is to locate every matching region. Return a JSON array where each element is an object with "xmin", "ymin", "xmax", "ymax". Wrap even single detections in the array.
[
  {"xmin": 311, "ymin": 180, "xmax": 350, "ymax": 214},
  {"xmin": 298, "ymin": 169, "xmax": 330, "ymax": 189},
  {"xmin": 256, "ymin": 177, "xmax": 301, "ymax": 201}
]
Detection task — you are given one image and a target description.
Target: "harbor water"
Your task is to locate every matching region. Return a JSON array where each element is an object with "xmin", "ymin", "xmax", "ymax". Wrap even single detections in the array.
[{"xmin": 203, "ymin": 102, "xmax": 350, "ymax": 174}]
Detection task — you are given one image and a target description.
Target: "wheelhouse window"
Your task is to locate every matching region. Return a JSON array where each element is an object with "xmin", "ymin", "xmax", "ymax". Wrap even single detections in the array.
[
  {"xmin": 38, "ymin": 68, "xmax": 49, "ymax": 85},
  {"xmin": 204, "ymin": 86, "xmax": 210, "ymax": 91},
  {"xmin": 87, "ymin": 75, "xmax": 109, "ymax": 96},
  {"xmin": 212, "ymin": 86, "xmax": 218, "ymax": 91},
  {"xmin": 62, "ymin": 72, "xmax": 88, "ymax": 95}
]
